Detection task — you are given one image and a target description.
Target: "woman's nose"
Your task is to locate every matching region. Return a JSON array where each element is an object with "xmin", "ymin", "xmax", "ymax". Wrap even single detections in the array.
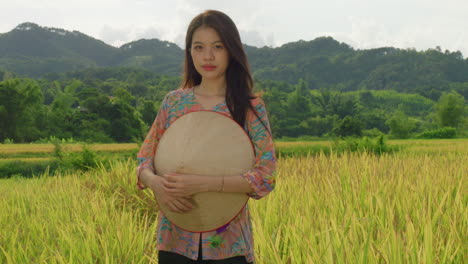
[{"xmin": 203, "ymin": 47, "xmax": 214, "ymax": 60}]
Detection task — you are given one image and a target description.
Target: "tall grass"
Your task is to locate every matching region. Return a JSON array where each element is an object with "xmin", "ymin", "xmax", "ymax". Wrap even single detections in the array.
[
  {"xmin": 0, "ymin": 143, "xmax": 466, "ymax": 263},
  {"xmin": 250, "ymin": 152, "xmax": 466, "ymax": 263},
  {"xmin": 0, "ymin": 161, "xmax": 159, "ymax": 263}
]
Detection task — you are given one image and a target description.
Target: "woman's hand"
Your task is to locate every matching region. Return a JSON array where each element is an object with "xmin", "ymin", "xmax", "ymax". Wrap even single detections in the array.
[
  {"xmin": 146, "ymin": 174, "xmax": 194, "ymax": 214},
  {"xmin": 161, "ymin": 172, "xmax": 207, "ymax": 197},
  {"xmin": 159, "ymin": 195, "xmax": 194, "ymax": 214}
]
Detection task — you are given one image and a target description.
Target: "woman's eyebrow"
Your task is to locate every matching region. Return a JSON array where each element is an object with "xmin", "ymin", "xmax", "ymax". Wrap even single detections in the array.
[{"xmin": 192, "ymin": 40, "xmax": 223, "ymax": 44}]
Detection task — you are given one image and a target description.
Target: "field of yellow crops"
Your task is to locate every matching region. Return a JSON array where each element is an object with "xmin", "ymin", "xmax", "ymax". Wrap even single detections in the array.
[
  {"xmin": 0, "ymin": 143, "xmax": 137, "ymax": 154},
  {"xmin": 0, "ymin": 139, "xmax": 466, "ymax": 263}
]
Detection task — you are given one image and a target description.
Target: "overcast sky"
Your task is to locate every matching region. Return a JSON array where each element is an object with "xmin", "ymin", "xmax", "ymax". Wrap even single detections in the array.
[{"xmin": 1, "ymin": 0, "xmax": 467, "ymax": 56}]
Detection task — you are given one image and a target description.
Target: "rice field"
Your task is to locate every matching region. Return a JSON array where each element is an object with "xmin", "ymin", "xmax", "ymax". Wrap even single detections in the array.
[
  {"xmin": 0, "ymin": 139, "xmax": 467, "ymax": 263},
  {"xmin": 0, "ymin": 143, "xmax": 137, "ymax": 157}
]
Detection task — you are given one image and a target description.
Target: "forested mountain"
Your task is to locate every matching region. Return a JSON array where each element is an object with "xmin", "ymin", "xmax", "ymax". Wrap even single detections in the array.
[
  {"xmin": 245, "ymin": 38, "xmax": 468, "ymax": 100},
  {"xmin": 1, "ymin": 23, "xmax": 467, "ymax": 100},
  {"xmin": 0, "ymin": 23, "xmax": 467, "ymax": 143},
  {"xmin": 0, "ymin": 22, "xmax": 183, "ymax": 77}
]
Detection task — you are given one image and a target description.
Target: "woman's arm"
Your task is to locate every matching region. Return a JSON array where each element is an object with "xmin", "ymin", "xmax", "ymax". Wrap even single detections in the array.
[
  {"xmin": 239, "ymin": 97, "xmax": 277, "ymax": 200},
  {"xmin": 136, "ymin": 92, "xmax": 196, "ymax": 213},
  {"xmin": 139, "ymin": 167, "xmax": 160, "ymax": 189},
  {"xmin": 136, "ymin": 93, "xmax": 170, "ymax": 190},
  {"xmin": 161, "ymin": 173, "xmax": 254, "ymax": 196}
]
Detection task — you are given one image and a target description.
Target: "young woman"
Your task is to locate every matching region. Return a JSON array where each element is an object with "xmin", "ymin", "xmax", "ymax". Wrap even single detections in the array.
[{"xmin": 136, "ymin": 10, "xmax": 276, "ymax": 264}]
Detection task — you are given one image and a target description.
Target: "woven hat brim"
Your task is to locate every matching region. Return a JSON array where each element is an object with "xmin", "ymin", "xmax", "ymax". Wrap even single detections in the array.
[{"xmin": 154, "ymin": 111, "xmax": 254, "ymax": 232}]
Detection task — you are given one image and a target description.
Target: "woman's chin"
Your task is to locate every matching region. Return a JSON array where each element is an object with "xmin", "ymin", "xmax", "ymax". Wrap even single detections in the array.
[{"xmin": 200, "ymin": 73, "xmax": 225, "ymax": 81}]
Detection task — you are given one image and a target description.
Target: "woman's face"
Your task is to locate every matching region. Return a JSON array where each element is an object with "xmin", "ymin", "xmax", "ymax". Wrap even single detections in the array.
[{"xmin": 190, "ymin": 26, "xmax": 229, "ymax": 82}]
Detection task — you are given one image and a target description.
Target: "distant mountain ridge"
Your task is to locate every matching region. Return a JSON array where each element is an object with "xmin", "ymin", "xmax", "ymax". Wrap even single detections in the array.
[
  {"xmin": 1, "ymin": 22, "xmax": 467, "ymax": 100},
  {"xmin": 0, "ymin": 22, "xmax": 184, "ymax": 76}
]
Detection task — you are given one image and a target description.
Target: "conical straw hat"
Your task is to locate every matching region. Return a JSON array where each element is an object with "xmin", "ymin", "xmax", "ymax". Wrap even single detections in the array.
[{"xmin": 153, "ymin": 111, "xmax": 254, "ymax": 232}]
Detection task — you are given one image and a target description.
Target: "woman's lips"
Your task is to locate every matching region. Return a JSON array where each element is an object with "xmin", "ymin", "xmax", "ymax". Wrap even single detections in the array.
[{"xmin": 202, "ymin": 65, "xmax": 216, "ymax": 71}]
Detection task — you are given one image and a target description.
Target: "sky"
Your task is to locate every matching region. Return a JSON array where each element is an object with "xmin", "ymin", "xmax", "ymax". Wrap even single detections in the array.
[{"xmin": 1, "ymin": 0, "xmax": 467, "ymax": 57}]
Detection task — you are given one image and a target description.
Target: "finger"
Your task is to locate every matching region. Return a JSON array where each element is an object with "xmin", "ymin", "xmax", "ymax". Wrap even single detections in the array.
[
  {"xmin": 164, "ymin": 188, "xmax": 187, "ymax": 198},
  {"xmin": 172, "ymin": 199, "xmax": 191, "ymax": 213},
  {"xmin": 162, "ymin": 180, "xmax": 178, "ymax": 189},
  {"xmin": 167, "ymin": 202, "xmax": 183, "ymax": 213},
  {"xmin": 178, "ymin": 197, "xmax": 194, "ymax": 209},
  {"xmin": 163, "ymin": 175, "xmax": 177, "ymax": 183},
  {"xmin": 161, "ymin": 184, "xmax": 178, "ymax": 196},
  {"xmin": 162, "ymin": 183, "xmax": 183, "ymax": 196},
  {"xmin": 161, "ymin": 180, "xmax": 188, "ymax": 197}
]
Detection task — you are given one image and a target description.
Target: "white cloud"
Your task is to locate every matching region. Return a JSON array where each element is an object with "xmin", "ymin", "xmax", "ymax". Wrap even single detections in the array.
[
  {"xmin": 0, "ymin": 0, "xmax": 467, "ymax": 56},
  {"xmin": 98, "ymin": 25, "xmax": 129, "ymax": 47},
  {"xmin": 173, "ymin": 0, "xmax": 267, "ymax": 47},
  {"xmin": 98, "ymin": 25, "xmax": 161, "ymax": 47},
  {"xmin": 239, "ymin": 30, "xmax": 269, "ymax": 48}
]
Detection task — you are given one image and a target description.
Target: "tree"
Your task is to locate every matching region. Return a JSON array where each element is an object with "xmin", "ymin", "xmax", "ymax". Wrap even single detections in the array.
[
  {"xmin": 311, "ymin": 89, "xmax": 356, "ymax": 118},
  {"xmin": 140, "ymin": 100, "xmax": 158, "ymax": 126},
  {"xmin": 386, "ymin": 111, "xmax": 417, "ymax": 139},
  {"xmin": 305, "ymin": 115, "xmax": 338, "ymax": 136},
  {"xmin": 332, "ymin": 115, "xmax": 363, "ymax": 137},
  {"xmin": 358, "ymin": 110, "xmax": 389, "ymax": 133},
  {"xmin": 0, "ymin": 79, "xmax": 44, "ymax": 142},
  {"xmin": 436, "ymin": 91, "xmax": 465, "ymax": 128},
  {"xmin": 107, "ymin": 101, "xmax": 143, "ymax": 142},
  {"xmin": 286, "ymin": 78, "xmax": 311, "ymax": 120},
  {"xmin": 114, "ymin": 87, "xmax": 136, "ymax": 107}
]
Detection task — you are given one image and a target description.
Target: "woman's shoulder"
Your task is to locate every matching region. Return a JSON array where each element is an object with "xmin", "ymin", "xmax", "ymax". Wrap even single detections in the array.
[
  {"xmin": 249, "ymin": 95, "xmax": 267, "ymax": 114},
  {"xmin": 162, "ymin": 87, "xmax": 192, "ymax": 103},
  {"xmin": 165, "ymin": 87, "xmax": 191, "ymax": 98},
  {"xmin": 247, "ymin": 95, "xmax": 269, "ymax": 124},
  {"xmin": 250, "ymin": 95, "xmax": 266, "ymax": 107}
]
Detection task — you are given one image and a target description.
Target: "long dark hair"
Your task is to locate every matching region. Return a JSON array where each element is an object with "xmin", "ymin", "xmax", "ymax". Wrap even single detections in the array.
[{"xmin": 181, "ymin": 10, "xmax": 270, "ymax": 135}]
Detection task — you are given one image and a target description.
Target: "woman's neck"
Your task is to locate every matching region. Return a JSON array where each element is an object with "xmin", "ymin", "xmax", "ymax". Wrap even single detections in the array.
[{"xmin": 197, "ymin": 78, "xmax": 227, "ymax": 96}]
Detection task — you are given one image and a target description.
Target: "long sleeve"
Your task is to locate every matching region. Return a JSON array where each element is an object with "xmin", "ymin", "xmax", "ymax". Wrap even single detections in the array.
[
  {"xmin": 136, "ymin": 93, "xmax": 171, "ymax": 190},
  {"xmin": 242, "ymin": 97, "xmax": 277, "ymax": 200}
]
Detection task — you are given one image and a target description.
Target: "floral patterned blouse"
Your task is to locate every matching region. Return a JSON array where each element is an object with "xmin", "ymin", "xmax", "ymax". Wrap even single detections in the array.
[{"xmin": 136, "ymin": 87, "xmax": 276, "ymax": 263}]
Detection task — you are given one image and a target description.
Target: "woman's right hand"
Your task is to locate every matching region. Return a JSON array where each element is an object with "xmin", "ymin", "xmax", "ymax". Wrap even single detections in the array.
[{"xmin": 147, "ymin": 175, "xmax": 194, "ymax": 214}]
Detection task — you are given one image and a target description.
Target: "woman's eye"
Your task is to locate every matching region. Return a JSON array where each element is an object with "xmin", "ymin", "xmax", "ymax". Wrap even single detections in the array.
[
  {"xmin": 193, "ymin": 46, "xmax": 202, "ymax": 50},
  {"xmin": 215, "ymin": 45, "xmax": 224, "ymax": 49}
]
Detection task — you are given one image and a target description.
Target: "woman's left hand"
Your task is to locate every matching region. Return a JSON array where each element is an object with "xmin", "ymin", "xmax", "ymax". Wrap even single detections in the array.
[{"xmin": 161, "ymin": 172, "xmax": 206, "ymax": 197}]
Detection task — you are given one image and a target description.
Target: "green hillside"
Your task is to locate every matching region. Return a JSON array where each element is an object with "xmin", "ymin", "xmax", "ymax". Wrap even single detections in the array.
[{"xmin": 0, "ymin": 23, "xmax": 466, "ymax": 142}]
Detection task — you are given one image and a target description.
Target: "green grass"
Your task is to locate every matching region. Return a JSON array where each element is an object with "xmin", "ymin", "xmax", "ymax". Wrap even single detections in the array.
[{"xmin": 0, "ymin": 143, "xmax": 137, "ymax": 178}]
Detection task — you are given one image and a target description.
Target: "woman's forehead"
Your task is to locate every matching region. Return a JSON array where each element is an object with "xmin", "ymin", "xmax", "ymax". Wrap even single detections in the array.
[{"xmin": 192, "ymin": 27, "xmax": 222, "ymax": 43}]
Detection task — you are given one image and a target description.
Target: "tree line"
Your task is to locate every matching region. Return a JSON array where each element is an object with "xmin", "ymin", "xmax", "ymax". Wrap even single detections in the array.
[{"xmin": 0, "ymin": 67, "xmax": 466, "ymax": 143}]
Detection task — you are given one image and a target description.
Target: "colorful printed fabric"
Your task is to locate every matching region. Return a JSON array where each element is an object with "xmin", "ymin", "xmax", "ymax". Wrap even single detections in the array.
[{"xmin": 136, "ymin": 87, "xmax": 276, "ymax": 262}]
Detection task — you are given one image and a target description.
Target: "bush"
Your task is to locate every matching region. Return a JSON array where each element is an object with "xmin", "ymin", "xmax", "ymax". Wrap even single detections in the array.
[
  {"xmin": 276, "ymin": 144, "xmax": 330, "ymax": 158},
  {"xmin": 276, "ymin": 135, "xmax": 324, "ymax": 142},
  {"xmin": 416, "ymin": 127, "xmax": 457, "ymax": 139},
  {"xmin": 331, "ymin": 136, "xmax": 399, "ymax": 155},
  {"xmin": 53, "ymin": 141, "xmax": 99, "ymax": 172},
  {"xmin": 0, "ymin": 160, "xmax": 60, "ymax": 179},
  {"xmin": 34, "ymin": 136, "xmax": 79, "ymax": 144},
  {"xmin": 2, "ymin": 138, "xmax": 14, "ymax": 144},
  {"xmin": 67, "ymin": 146, "xmax": 99, "ymax": 171},
  {"xmin": 362, "ymin": 128, "xmax": 385, "ymax": 137}
]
